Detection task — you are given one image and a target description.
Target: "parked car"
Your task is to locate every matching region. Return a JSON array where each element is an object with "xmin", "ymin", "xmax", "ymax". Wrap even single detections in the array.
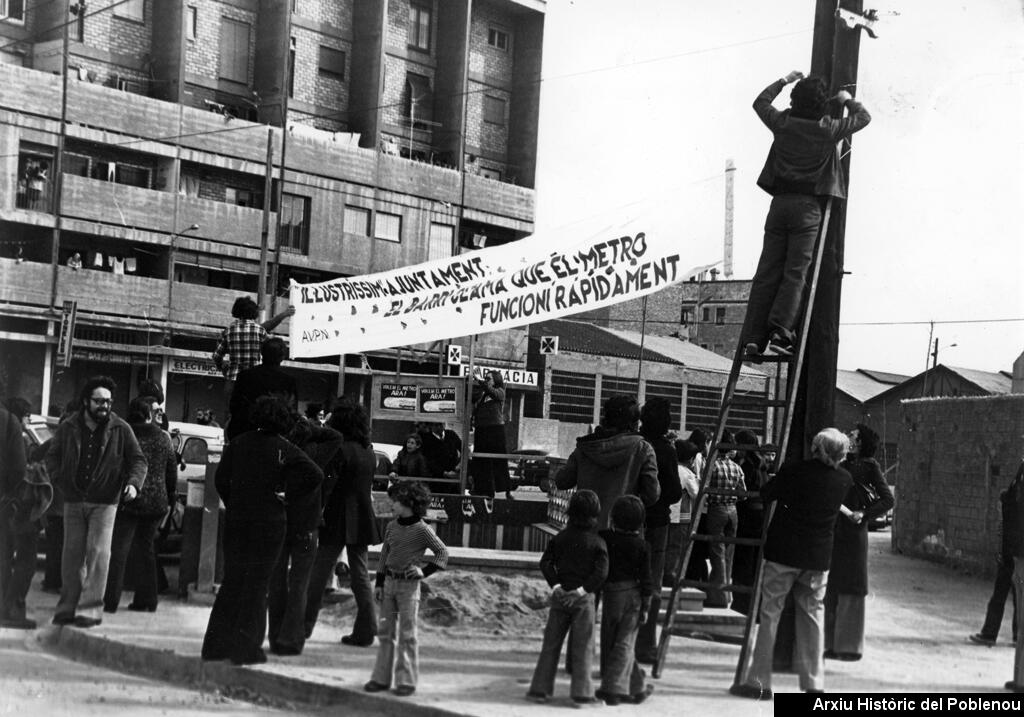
[{"xmin": 509, "ymin": 449, "xmax": 555, "ymax": 492}]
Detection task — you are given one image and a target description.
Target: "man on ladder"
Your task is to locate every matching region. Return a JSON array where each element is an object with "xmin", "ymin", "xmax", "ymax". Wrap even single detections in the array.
[{"xmin": 740, "ymin": 71, "xmax": 871, "ymax": 358}]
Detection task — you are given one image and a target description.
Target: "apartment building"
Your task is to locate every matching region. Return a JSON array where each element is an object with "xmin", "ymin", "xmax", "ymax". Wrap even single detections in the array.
[{"xmin": 0, "ymin": 0, "xmax": 544, "ymax": 424}]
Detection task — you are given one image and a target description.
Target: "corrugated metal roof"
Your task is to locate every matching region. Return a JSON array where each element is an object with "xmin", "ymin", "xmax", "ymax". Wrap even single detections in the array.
[
  {"xmin": 856, "ymin": 369, "xmax": 911, "ymax": 385},
  {"xmin": 836, "ymin": 369, "xmax": 895, "ymax": 403},
  {"xmin": 530, "ymin": 319, "xmax": 764, "ymax": 377},
  {"xmin": 945, "ymin": 366, "xmax": 1013, "ymax": 395}
]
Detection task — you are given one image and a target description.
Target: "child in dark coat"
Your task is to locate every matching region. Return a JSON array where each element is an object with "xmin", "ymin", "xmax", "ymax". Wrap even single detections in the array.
[
  {"xmin": 527, "ymin": 489, "xmax": 609, "ymax": 706},
  {"xmin": 598, "ymin": 495, "xmax": 655, "ymax": 705}
]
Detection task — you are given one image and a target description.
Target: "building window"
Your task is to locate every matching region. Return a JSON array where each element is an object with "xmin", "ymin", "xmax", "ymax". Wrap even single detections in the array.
[
  {"xmin": 408, "ymin": 3, "xmax": 431, "ymax": 52},
  {"xmin": 344, "ymin": 206, "xmax": 371, "ymax": 236},
  {"xmin": 483, "ymin": 95, "xmax": 506, "ymax": 126},
  {"xmin": 225, "ymin": 187, "xmax": 262, "ymax": 209},
  {"xmin": 715, "ymin": 307, "xmax": 726, "ymax": 325},
  {"xmin": 428, "ymin": 223, "xmax": 454, "ymax": 260},
  {"xmin": 318, "ymin": 46, "xmax": 345, "ymax": 80},
  {"xmin": 701, "ymin": 306, "xmax": 710, "ymax": 322},
  {"xmin": 114, "ymin": 0, "xmax": 144, "ymax": 21},
  {"xmin": 487, "ymin": 27, "xmax": 509, "ymax": 51},
  {"xmin": 479, "ymin": 167, "xmax": 501, "ymax": 181},
  {"xmin": 186, "ymin": 6, "xmax": 197, "ymax": 41},
  {"xmin": 375, "ymin": 211, "xmax": 402, "ymax": 243},
  {"xmin": 404, "ymin": 73, "xmax": 433, "ymax": 127},
  {"xmin": 1, "ymin": 0, "xmax": 26, "ymax": 23},
  {"xmin": 680, "ymin": 307, "xmax": 692, "ymax": 324},
  {"xmin": 218, "ymin": 17, "xmax": 250, "ymax": 84},
  {"xmin": 91, "ymin": 161, "xmax": 152, "ymax": 189},
  {"xmin": 16, "ymin": 146, "xmax": 53, "ymax": 212},
  {"xmin": 278, "ymin": 193, "xmax": 310, "ymax": 253}
]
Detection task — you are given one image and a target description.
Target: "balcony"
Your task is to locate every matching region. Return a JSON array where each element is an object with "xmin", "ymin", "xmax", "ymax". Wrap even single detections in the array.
[
  {"xmin": 61, "ymin": 174, "xmax": 269, "ymax": 249},
  {"xmin": 0, "ymin": 258, "xmax": 52, "ymax": 310},
  {"xmin": 170, "ymin": 282, "xmax": 292, "ymax": 334},
  {"xmin": 55, "ymin": 265, "xmax": 169, "ymax": 323}
]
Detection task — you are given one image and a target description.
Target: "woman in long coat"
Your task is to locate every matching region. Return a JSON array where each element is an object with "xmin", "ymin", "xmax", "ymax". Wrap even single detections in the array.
[
  {"xmin": 469, "ymin": 370, "xmax": 511, "ymax": 503},
  {"xmin": 824, "ymin": 423, "xmax": 894, "ymax": 661},
  {"xmin": 304, "ymin": 397, "xmax": 382, "ymax": 647}
]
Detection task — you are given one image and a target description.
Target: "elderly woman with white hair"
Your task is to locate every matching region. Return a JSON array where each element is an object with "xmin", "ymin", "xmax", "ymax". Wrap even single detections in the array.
[{"xmin": 730, "ymin": 428, "xmax": 853, "ymax": 700}]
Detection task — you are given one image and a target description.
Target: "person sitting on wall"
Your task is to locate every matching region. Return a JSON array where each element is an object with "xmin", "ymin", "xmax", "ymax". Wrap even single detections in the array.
[{"xmin": 390, "ymin": 433, "xmax": 430, "ymax": 482}]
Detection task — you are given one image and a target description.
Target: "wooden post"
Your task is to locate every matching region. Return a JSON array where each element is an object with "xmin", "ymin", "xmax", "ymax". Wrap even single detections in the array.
[
  {"xmin": 257, "ymin": 128, "xmax": 274, "ymax": 314},
  {"xmin": 789, "ymin": 0, "xmax": 864, "ymax": 458}
]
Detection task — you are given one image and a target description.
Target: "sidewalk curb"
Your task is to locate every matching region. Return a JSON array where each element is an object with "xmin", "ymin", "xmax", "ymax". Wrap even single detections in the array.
[{"xmin": 35, "ymin": 625, "xmax": 468, "ymax": 716}]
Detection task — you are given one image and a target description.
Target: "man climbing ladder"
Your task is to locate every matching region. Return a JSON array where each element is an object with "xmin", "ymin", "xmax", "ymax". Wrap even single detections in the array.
[{"xmin": 741, "ymin": 70, "xmax": 871, "ymax": 358}]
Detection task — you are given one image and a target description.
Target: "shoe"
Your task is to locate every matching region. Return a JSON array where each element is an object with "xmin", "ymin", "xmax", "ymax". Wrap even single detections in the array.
[
  {"xmin": 743, "ymin": 342, "xmax": 761, "ymax": 357},
  {"xmin": 970, "ymin": 633, "xmax": 996, "ymax": 646},
  {"xmin": 364, "ymin": 681, "xmax": 389, "ymax": 693},
  {"xmin": 635, "ymin": 651, "xmax": 658, "ymax": 665},
  {"xmin": 834, "ymin": 652, "xmax": 861, "ymax": 662},
  {"xmin": 127, "ymin": 603, "xmax": 157, "ymax": 613},
  {"xmin": 73, "ymin": 616, "xmax": 102, "ymax": 628},
  {"xmin": 525, "ymin": 692, "xmax": 548, "ymax": 704},
  {"xmin": 823, "ymin": 649, "xmax": 838, "ymax": 659},
  {"xmin": 766, "ymin": 333, "xmax": 794, "ymax": 357},
  {"xmin": 571, "ymin": 696, "xmax": 601, "ymax": 707},
  {"xmin": 102, "ymin": 606, "xmax": 117, "ymax": 614},
  {"xmin": 52, "ymin": 614, "xmax": 76, "ymax": 626},
  {"xmin": 595, "ymin": 689, "xmax": 620, "ymax": 706},
  {"xmin": 341, "ymin": 635, "xmax": 374, "ymax": 647},
  {"xmin": 393, "ymin": 685, "xmax": 416, "ymax": 697},
  {"xmin": 270, "ymin": 643, "xmax": 302, "ymax": 656},
  {"xmin": 0, "ymin": 617, "xmax": 37, "ymax": 629},
  {"xmin": 729, "ymin": 683, "xmax": 772, "ymax": 700},
  {"xmin": 628, "ymin": 684, "xmax": 654, "ymax": 704}
]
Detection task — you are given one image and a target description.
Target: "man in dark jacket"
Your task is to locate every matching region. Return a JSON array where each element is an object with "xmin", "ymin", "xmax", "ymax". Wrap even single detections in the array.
[
  {"xmin": 0, "ymin": 403, "xmax": 33, "ymax": 628},
  {"xmin": 227, "ymin": 336, "xmax": 298, "ymax": 440},
  {"xmin": 555, "ymin": 395, "xmax": 660, "ymax": 530},
  {"xmin": 635, "ymin": 398, "xmax": 683, "ymax": 663},
  {"xmin": 44, "ymin": 376, "xmax": 147, "ymax": 628},
  {"xmin": 741, "ymin": 71, "xmax": 871, "ymax": 357},
  {"xmin": 731, "ymin": 428, "xmax": 852, "ymax": 699}
]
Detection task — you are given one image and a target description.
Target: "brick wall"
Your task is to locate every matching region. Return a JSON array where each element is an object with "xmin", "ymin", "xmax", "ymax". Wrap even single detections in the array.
[
  {"xmin": 186, "ymin": 1, "xmax": 257, "ymax": 87},
  {"xmin": 895, "ymin": 394, "xmax": 1024, "ymax": 577}
]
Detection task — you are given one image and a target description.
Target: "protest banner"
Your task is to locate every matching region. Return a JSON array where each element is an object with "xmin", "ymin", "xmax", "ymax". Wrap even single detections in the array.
[{"xmin": 289, "ymin": 218, "xmax": 712, "ymax": 358}]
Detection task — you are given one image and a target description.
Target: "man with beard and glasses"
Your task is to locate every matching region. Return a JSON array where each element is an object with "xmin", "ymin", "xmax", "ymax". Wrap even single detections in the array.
[{"xmin": 44, "ymin": 376, "xmax": 147, "ymax": 628}]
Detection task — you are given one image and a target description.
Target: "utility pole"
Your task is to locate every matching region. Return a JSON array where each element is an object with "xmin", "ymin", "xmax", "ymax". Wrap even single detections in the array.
[
  {"xmin": 723, "ymin": 158, "xmax": 735, "ymax": 278},
  {"xmin": 787, "ymin": 0, "xmax": 867, "ymax": 459}
]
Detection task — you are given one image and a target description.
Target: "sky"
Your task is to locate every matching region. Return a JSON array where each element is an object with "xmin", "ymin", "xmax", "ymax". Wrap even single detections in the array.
[{"xmin": 532, "ymin": 0, "xmax": 1024, "ymax": 377}]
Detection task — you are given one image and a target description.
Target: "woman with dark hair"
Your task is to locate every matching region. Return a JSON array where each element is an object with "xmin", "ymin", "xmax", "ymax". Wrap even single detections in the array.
[
  {"xmin": 201, "ymin": 395, "xmax": 322, "ymax": 665},
  {"xmin": 103, "ymin": 397, "xmax": 177, "ymax": 613},
  {"xmin": 304, "ymin": 397, "xmax": 381, "ymax": 647},
  {"xmin": 824, "ymin": 423, "xmax": 894, "ymax": 661},
  {"xmin": 469, "ymin": 370, "xmax": 512, "ymax": 505}
]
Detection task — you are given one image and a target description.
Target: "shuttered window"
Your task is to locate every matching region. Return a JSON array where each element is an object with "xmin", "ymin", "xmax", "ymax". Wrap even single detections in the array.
[
  {"xmin": 219, "ymin": 17, "xmax": 250, "ymax": 83},
  {"xmin": 344, "ymin": 206, "xmax": 371, "ymax": 236},
  {"xmin": 428, "ymin": 223, "xmax": 454, "ymax": 260},
  {"xmin": 483, "ymin": 95, "xmax": 506, "ymax": 126},
  {"xmin": 375, "ymin": 212, "xmax": 402, "ymax": 243},
  {"xmin": 318, "ymin": 46, "xmax": 345, "ymax": 79}
]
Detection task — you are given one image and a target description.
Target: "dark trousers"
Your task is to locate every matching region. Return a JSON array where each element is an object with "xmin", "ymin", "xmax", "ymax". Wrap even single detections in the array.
[
  {"xmin": 731, "ymin": 505, "xmax": 765, "ymax": 615},
  {"xmin": 469, "ymin": 424, "xmax": 510, "ymax": 497},
  {"xmin": 600, "ymin": 583, "xmax": 646, "ymax": 697},
  {"xmin": 202, "ymin": 517, "xmax": 285, "ymax": 664},
  {"xmin": 104, "ymin": 512, "xmax": 162, "ymax": 612},
  {"xmin": 305, "ymin": 540, "xmax": 377, "ymax": 642},
  {"xmin": 635, "ymin": 523, "xmax": 668, "ymax": 658},
  {"xmin": 268, "ymin": 530, "xmax": 318, "ymax": 653},
  {"xmin": 529, "ymin": 591, "xmax": 596, "ymax": 700},
  {"xmin": 43, "ymin": 515, "xmax": 63, "ymax": 590},
  {"xmin": 740, "ymin": 194, "xmax": 823, "ymax": 347},
  {"xmin": 981, "ymin": 553, "xmax": 1018, "ymax": 641},
  {"xmin": 685, "ymin": 514, "xmax": 710, "ymax": 583},
  {"xmin": 0, "ymin": 521, "xmax": 39, "ymax": 621}
]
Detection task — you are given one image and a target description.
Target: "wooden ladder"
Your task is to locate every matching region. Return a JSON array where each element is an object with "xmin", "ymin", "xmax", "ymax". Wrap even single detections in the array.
[{"xmin": 652, "ymin": 198, "xmax": 834, "ymax": 683}]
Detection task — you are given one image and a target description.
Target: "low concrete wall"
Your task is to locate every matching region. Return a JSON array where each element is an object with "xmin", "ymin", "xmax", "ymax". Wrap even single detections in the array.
[{"xmin": 894, "ymin": 394, "xmax": 1024, "ymax": 577}]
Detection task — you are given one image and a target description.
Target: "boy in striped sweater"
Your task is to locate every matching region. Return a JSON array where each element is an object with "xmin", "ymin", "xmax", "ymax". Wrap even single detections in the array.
[{"xmin": 364, "ymin": 481, "xmax": 448, "ymax": 697}]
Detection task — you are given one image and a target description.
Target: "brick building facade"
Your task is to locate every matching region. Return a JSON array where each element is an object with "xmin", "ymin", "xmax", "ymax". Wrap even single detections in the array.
[{"xmin": 0, "ymin": 0, "xmax": 545, "ymax": 424}]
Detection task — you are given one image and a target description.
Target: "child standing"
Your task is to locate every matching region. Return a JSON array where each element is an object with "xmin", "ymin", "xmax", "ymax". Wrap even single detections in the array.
[
  {"xmin": 597, "ymin": 495, "xmax": 655, "ymax": 705},
  {"xmin": 364, "ymin": 481, "xmax": 448, "ymax": 697},
  {"xmin": 527, "ymin": 489, "xmax": 608, "ymax": 706}
]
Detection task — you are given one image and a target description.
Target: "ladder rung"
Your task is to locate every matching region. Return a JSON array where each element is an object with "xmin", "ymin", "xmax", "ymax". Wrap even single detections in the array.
[
  {"xmin": 668, "ymin": 627, "xmax": 745, "ymax": 644},
  {"xmin": 727, "ymin": 397, "xmax": 787, "ymax": 409},
  {"xmin": 742, "ymin": 353, "xmax": 794, "ymax": 364},
  {"xmin": 676, "ymin": 579, "xmax": 755, "ymax": 595},
  {"xmin": 690, "ymin": 534, "xmax": 764, "ymax": 546}
]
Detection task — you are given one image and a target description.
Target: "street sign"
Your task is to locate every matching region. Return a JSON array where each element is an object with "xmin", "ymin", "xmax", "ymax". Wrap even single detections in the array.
[
  {"xmin": 539, "ymin": 335, "xmax": 559, "ymax": 354},
  {"xmin": 467, "ymin": 364, "xmax": 539, "ymax": 388},
  {"xmin": 170, "ymin": 357, "xmax": 220, "ymax": 377},
  {"xmin": 447, "ymin": 344, "xmax": 462, "ymax": 365},
  {"xmin": 56, "ymin": 300, "xmax": 78, "ymax": 368}
]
